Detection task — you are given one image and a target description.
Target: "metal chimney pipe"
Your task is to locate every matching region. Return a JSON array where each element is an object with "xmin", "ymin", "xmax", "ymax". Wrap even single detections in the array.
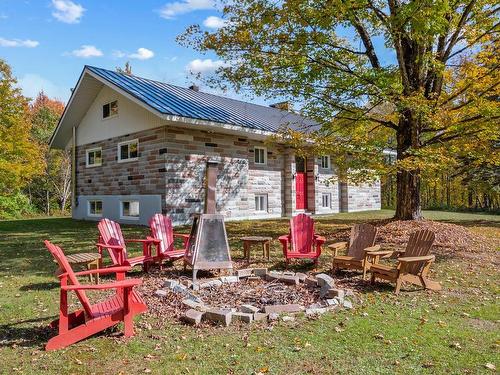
[{"xmin": 205, "ymin": 160, "xmax": 219, "ymax": 214}]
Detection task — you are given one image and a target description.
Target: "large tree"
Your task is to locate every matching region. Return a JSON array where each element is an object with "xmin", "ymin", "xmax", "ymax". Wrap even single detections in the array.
[{"xmin": 180, "ymin": 0, "xmax": 499, "ymax": 219}]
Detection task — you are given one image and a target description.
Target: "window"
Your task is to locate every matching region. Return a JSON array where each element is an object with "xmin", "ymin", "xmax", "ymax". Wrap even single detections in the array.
[
  {"xmin": 254, "ymin": 147, "xmax": 267, "ymax": 165},
  {"xmin": 102, "ymin": 100, "xmax": 118, "ymax": 119},
  {"xmin": 118, "ymin": 139, "xmax": 138, "ymax": 162},
  {"xmin": 86, "ymin": 147, "xmax": 102, "ymax": 167},
  {"xmin": 322, "ymin": 193, "xmax": 331, "ymax": 208},
  {"xmin": 88, "ymin": 200, "xmax": 102, "ymax": 216},
  {"xmin": 255, "ymin": 194, "xmax": 268, "ymax": 212},
  {"xmin": 121, "ymin": 201, "xmax": 140, "ymax": 219},
  {"xmin": 321, "ymin": 155, "xmax": 330, "ymax": 169}
]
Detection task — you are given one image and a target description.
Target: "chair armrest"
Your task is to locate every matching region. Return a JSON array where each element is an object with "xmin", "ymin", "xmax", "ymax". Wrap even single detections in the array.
[
  {"xmin": 173, "ymin": 233, "xmax": 190, "ymax": 239},
  {"xmin": 328, "ymin": 242, "xmax": 348, "ymax": 256},
  {"xmin": 365, "ymin": 250, "xmax": 394, "ymax": 256},
  {"xmin": 145, "ymin": 236, "xmax": 162, "ymax": 244},
  {"xmin": 363, "ymin": 245, "xmax": 381, "ymax": 253},
  {"xmin": 314, "ymin": 235, "xmax": 326, "ymax": 245},
  {"xmin": 125, "ymin": 238, "xmax": 155, "ymax": 244},
  {"xmin": 73, "ymin": 266, "xmax": 132, "ymax": 277},
  {"xmin": 398, "ymin": 255, "xmax": 435, "ymax": 263},
  {"xmin": 96, "ymin": 243, "xmax": 124, "ymax": 250},
  {"xmin": 62, "ymin": 279, "xmax": 142, "ymax": 291},
  {"xmin": 278, "ymin": 235, "xmax": 289, "ymax": 242}
]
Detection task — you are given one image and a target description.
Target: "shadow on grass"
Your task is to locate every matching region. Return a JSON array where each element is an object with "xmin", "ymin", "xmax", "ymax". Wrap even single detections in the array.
[
  {"xmin": 0, "ymin": 317, "xmax": 55, "ymax": 348},
  {"xmin": 19, "ymin": 282, "xmax": 59, "ymax": 292}
]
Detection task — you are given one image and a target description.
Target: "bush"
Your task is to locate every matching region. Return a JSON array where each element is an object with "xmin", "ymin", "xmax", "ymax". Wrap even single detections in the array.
[{"xmin": 0, "ymin": 193, "xmax": 37, "ymax": 219}]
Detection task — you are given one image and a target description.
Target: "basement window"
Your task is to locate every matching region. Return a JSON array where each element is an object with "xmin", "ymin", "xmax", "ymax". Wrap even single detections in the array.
[
  {"xmin": 255, "ymin": 194, "xmax": 268, "ymax": 212},
  {"xmin": 86, "ymin": 147, "xmax": 102, "ymax": 167},
  {"xmin": 254, "ymin": 147, "xmax": 267, "ymax": 165},
  {"xmin": 88, "ymin": 200, "xmax": 103, "ymax": 216},
  {"xmin": 121, "ymin": 200, "xmax": 140, "ymax": 219},
  {"xmin": 118, "ymin": 139, "xmax": 139, "ymax": 162},
  {"xmin": 102, "ymin": 100, "xmax": 118, "ymax": 119},
  {"xmin": 322, "ymin": 193, "xmax": 331, "ymax": 208}
]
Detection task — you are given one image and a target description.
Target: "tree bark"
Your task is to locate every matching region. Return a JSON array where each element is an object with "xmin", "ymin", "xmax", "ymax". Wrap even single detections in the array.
[{"xmin": 395, "ymin": 110, "xmax": 423, "ymax": 220}]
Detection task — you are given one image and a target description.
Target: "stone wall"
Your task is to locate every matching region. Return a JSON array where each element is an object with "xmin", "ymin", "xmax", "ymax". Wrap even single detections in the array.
[{"xmin": 343, "ymin": 180, "xmax": 382, "ymax": 212}]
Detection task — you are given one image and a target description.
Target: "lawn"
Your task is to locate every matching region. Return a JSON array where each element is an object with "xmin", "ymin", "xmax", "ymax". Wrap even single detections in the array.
[{"xmin": 0, "ymin": 210, "xmax": 498, "ymax": 374}]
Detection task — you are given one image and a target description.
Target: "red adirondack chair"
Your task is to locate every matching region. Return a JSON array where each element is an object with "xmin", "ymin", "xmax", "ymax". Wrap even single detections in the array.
[
  {"xmin": 97, "ymin": 218, "xmax": 158, "ymax": 271},
  {"xmin": 279, "ymin": 214, "xmax": 325, "ymax": 266},
  {"xmin": 44, "ymin": 240, "xmax": 147, "ymax": 350},
  {"xmin": 148, "ymin": 213, "xmax": 189, "ymax": 267}
]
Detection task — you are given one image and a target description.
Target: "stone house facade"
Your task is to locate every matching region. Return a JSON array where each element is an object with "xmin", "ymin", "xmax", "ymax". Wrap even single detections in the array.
[{"xmin": 50, "ymin": 66, "xmax": 381, "ymax": 226}]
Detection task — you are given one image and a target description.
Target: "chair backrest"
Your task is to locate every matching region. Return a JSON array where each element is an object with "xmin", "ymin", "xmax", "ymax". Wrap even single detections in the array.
[
  {"xmin": 98, "ymin": 218, "xmax": 127, "ymax": 265},
  {"xmin": 404, "ymin": 229, "xmax": 435, "ymax": 274},
  {"xmin": 44, "ymin": 240, "xmax": 93, "ymax": 317},
  {"xmin": 290, "ymin": 213, "xmax": 315, "ymax": 253},
  {"xmin": 347, "ymin": 223, "xmax": 378, "ymax": 259},
  {"xmin": 149, "ymin": 214, "xmax": 174, "ymax": 255}
]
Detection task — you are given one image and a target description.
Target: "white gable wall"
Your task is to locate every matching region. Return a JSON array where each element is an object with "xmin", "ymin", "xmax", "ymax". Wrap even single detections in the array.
[{"xmin": 76, "ymin": 85, "xmax": 164, "ymax": 146}]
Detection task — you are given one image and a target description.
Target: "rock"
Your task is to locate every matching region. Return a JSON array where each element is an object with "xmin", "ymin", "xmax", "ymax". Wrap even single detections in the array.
[
  {"xmin": 155, "ymin": 289, "xmax": 168, "ymax": 297},
  {"xmin": 305, "ymin": 307, "xmax": 327, "ymax": 315},
  {"xmin": 268, "ymin": 313, "xmax": 280, "ymax": 321},
  {"xmin": 326, "ymin": 299, "xmax": 339, "ymax": 307},
  {"xmin": 220, "ymin": 276, "xmax": 239, "ymax": 284},
  {"xmin": 342, "ymin": 299, "xmax": 353, "ymax": 309},
  {"xmin": 199, "ymin": 279, "xmax": 223, "ymax": 289},
  {"xmin": 345, "ymin": 289, "xmax": 355, "ymax": 297},
  {"xmin": 247, "ymin": 276, "xmax": 261, "ymax": 281},
  {"xmin": 264, "ymin": 304, "xmax": 304, "ymax": 314},
  {"xmin": 282, "ymin": 316, "xmax": 295, "ymax": 322},
  {"xmin": 266, "ymin": 272, "xmax": 299, "ymax": 285},
  {"xmin": 236, "ymin": 269, "xmax": 253, "ymax": 278},
  {"xmin": 240, "ymin": 304, "xmax": 260, "ymax": 314},
  {"xmin": 304, "ymin": 277, "xmax": 318, "ymax": 287},
  {"xmin": 253, "ymin": 268, "xmax": 268, "ymax": 277},
  {"xmin": 182, "ymin": 309, "xmax": 204, "ymax": 325},
  {"xmin": 204, "ymin": 308, "xmax": 232, "ymax": 326},
  {"xmin": 295, "ymin": 273, "xmax": 307, "ymax": 282},
  {"xmin": 283, "ymin": 271, "xmax": 295, "ymax": 276},
  {"xmin": 163, "ymin": 279, "xmax": 178, "ymax": 289},
  {"xmin": 326, "ymin": 288, "xmax": 345, "ymax": 299},
  {"xmin": 253, "ymin": 312, "xmax": 268, "ymax": 322},
  {"xmin": 232, "ymin": 312, "xmax": 253, "ymax": 323},
  {"xmin": 181, "ymin": 299, "xmax": 207, "ymax": 311},
  {"xmin": 320, "ymin": 284, "xmax": 333, "ymax": 298},
  {"xmin": 172, "ymin": 284, "xmax": 189, "ymax": 295},
  {"xmin": 316, "ymin": 273, "xmax": 335, "ymax": 287},
  {"xmin": 184, "ymin": 292, "xmax": 202, "ymax": 303}
]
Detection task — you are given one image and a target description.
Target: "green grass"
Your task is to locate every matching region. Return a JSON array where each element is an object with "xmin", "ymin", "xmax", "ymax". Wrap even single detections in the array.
[{"xmin": 0, "ymin": 210, "xmax": 498, "ymax": 374}]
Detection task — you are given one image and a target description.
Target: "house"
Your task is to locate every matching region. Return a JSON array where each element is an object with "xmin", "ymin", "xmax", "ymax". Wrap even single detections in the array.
[{"xmin": 50, "ymin": 66, "xmax": 381, "ymax": 226}]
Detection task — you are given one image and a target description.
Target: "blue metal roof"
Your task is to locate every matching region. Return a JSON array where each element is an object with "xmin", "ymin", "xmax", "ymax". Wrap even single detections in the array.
[{"xmin": 86, "ymin": 66, "xmax": 320, "ymax": 133}]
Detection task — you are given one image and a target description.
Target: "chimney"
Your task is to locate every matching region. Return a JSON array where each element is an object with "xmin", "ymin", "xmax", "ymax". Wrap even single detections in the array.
[
  {"xmin": 189, "ymin": 84, "xmax": 200, "ymax": 92},
  {"xmin": 270, "ymin": 101, "xmax": 293, "ymax": 112},
  {"xmin": 204, "ymin": 159, "xmax": 219, "ymax": 214}
]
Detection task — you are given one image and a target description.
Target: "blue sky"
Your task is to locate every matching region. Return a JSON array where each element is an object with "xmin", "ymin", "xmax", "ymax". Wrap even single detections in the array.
[{"xmin": 0, "ymin": 0, "xmax": 241, "ymax": 103}]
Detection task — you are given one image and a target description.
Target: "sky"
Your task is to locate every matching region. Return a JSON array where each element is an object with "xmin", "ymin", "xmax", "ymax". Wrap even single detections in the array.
[{"xmin": 0, "ymin": 0, "xmax": 248, "ymax": 104}]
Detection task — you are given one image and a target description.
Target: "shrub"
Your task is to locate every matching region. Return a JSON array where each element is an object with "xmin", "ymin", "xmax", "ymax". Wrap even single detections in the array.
[{"xmin": 0, "ymin": 193, "xmax": 36, "ymax": 219}]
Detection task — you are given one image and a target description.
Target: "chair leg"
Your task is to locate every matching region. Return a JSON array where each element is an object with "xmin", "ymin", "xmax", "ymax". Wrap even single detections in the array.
[
  {"xmin": 370, "ymin": 272, "xmax": 376, "ymax": 285},
  {"xmin": 395, "ymin": 277, "xmax": 403, "ymax": 295},
  {"xmin": 123, "ymin": 288, "xmax": 134, "ymax": 337}
]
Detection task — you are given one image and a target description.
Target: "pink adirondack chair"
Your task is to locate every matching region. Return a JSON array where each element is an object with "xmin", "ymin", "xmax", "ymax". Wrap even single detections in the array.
[
  {"xmin": 148, "ymin": 214, "xmax": 189, "ymax": 267},
  {"xmin": 279, "ymin": 214, "xmax": 325, "ymax": 266},
  {"xmin": 97, "ymin": 218, "xmax": 158, "ymax": 271},
  {"xmin": 44, "ymin": 240, "xmax": 147, "ymax": 350}
]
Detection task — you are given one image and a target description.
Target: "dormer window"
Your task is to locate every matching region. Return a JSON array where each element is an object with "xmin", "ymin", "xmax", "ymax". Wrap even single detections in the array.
[{"xmin": 102, "ymin": 100, "xmax": 118, "ymax": 119}]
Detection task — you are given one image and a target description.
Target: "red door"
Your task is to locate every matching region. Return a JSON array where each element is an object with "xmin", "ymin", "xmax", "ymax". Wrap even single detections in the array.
[
  {"xmin": 295, "ymin": 173, "xmax": 307, "ymax": 209},
  {"xmin": 295, "ymin": 157, "xmax": 307, "ymax": 210}
]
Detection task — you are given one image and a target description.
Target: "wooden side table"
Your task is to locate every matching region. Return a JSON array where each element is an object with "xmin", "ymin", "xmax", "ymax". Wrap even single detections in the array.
[
  {"xmin": 55, "ymin": 253, "xmax": 102, "ymax": 284},
  {"xmin": 241, "ymin": 236, "xmax": 272, "ymax": 262}
]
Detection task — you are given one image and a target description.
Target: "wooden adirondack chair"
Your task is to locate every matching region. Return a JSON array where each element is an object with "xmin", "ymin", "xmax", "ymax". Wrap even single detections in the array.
[
  {"xmin": 44, "ymin": 240, "xmax": 147, "ymax": 350},
  {"xmin": 369, "ymin": 229, "xmax": 441, "ymax": 294},
  {"xmin": 97, "ymin": 218, "xmax": 157, "ymax": 271},
  {"xmin": 279, "ymin": 214, "xmax": 325, "ymax": 266},
  {"xmin": 330, "ymin": 223, "xmax": 387, "ymax": 279},
  {"xmin": 148, "ymin": 213, "xmax": 189, "ymax": 267}
]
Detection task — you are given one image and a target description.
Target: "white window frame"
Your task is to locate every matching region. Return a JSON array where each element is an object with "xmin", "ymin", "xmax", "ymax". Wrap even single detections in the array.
[
  {"xmin": 102, "ymin": 100, "xmax": 118, "ymax": 120},
  {"xmin": 120, "ymin": 200, "xmax": 140, "ymax": 220},
  {"xmin": 85, "ymin": 147, "xmax": 102, "ymax": 168},
  {"xmin": 255, "ymin": 194, "xmax": 268, "ymax": 212},
  {"xmin": 322, "ymin": 193, "xmax": 331, "ymax": 208},
  {"xmin": 117, "ymin": 139, "xmax": 139, "ymax": 163},
  {"xmin": 254, "ymin": 147, "xmax": 267, "ymax": 165},
  {"xmin": 87, "ymin": 200, "xmax": 103, "ymax": 217},
  {"xmin": 320, "ymin": 155, "xmax": 330, "ymax": 170}
]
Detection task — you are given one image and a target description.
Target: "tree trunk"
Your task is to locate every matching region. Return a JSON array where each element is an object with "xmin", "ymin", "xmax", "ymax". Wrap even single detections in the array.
[{"xmin": 395, "ymin": 110, "xmax": 423, "ymax": 220}]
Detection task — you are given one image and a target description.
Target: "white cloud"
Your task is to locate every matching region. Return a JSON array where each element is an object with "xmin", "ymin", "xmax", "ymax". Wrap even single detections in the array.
[
  {"xmin": 69, "ymin": 45, "xmax": 103, "ymax": 58},
  {"xmin": 129, "ymin": 47, "xmax": 155, "ymax": 60},
  {"xmin": 112, "ymin": 50, "xmax": 126, "ymax": 58},
  {"xmin": 203, "ymin": 15, "xmax": 227, "ymax": 29},
  {"xmin": 0, "ymin": 37, "xmax": 39, "ymax": 48},
  {"xmin": 51, "ymin": 0, "xmax": 85, "ymax": 24},
  {"xmin": 160, "ymin": 0, "xmax": 215, "ymax": 19},
  {"xmin": 17, "ymin": 74, "xmax": 68, "ymax": 101},
  {"xmin": 186, "ymin": 58, "xmax": 227, "ymax": 74}
]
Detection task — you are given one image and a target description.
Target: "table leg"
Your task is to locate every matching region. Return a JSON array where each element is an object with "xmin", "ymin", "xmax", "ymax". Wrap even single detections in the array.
[
  {"xmin": 266, "ymin": 241, "xmax": 270, "ymax": 260},
  {"xmin": 87, "ymin": 262, "xmax": 94, "ymax": 284},
  {"xmin": 247, "ymin": 242, "xmax": 251, "ymax": 263}
]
